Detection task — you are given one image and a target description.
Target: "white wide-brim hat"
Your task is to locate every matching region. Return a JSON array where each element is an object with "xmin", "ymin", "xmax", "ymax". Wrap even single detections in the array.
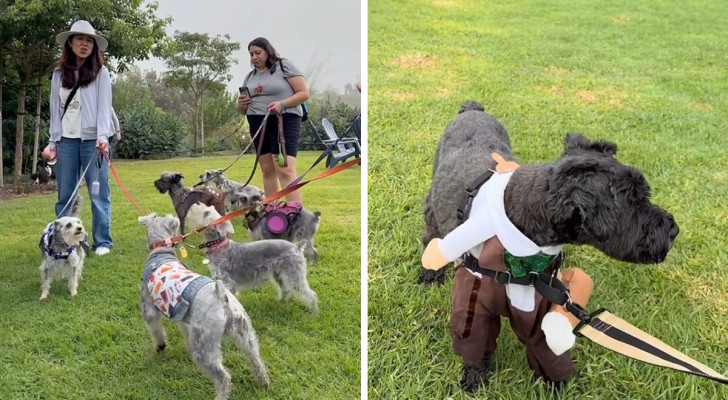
[{"xmin": 55, "ymin": 20, "xmax": 108, "ymax": 51}]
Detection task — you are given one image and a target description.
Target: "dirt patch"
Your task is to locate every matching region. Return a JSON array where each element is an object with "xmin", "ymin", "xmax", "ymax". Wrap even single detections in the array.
[
  {"xmin": 395, "ymin": 53, "xmax": 433, "ymax": 69},
  {"xmin": 576, "ymin": 90, "xmax": 597, "ymax": 103},
  {"xmin": 545, "ymin": 66, "xmax": 569, "ymax": 77},
  {"xmin": 611, "ymin": 13, "xmax": 631, "ymax": 24},
  {"xmin": 688, "ymin": 102, "xmax": 713, "ymax": 111},
  {"xmin": 545, "ymin": 85, "xmax": 565, "ymax": 96},
  {"xmin": 388, "ymin": 92, "xmax": 418, "ymax": 102},
  {"xmin": 433, "ymin": 0, "xmax": 457, "ymax": 6},
  {"xmin": 0, "ymin": 182, "xmax": 57, "ymax": 202}
]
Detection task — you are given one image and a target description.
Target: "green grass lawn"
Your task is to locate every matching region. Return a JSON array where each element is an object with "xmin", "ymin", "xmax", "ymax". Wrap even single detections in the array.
[
  {"xmin": 0, "ymin": 151, "xmax": 361, "ymax": 399},
  {"xmin": 368, "ymin": 0, "xmax": 728, "ymax": 399}
]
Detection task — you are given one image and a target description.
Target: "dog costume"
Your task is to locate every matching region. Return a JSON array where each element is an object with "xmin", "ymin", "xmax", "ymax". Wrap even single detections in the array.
[
  {"xmin": 143, "ymin": 252, "xmax": 213, "ymax": 322},
  {"xmin": 422, "ymin": 154, "xmax": 594, "ymax": 382}
]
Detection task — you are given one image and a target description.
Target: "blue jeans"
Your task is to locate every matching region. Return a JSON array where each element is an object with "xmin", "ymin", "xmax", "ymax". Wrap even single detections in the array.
[{"xmin": 55, "ymin": 138, "xmax": 113, "ymax": 250}]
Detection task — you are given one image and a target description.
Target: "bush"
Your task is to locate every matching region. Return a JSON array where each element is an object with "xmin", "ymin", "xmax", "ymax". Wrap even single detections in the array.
[{"xmin": 114, "ymin": 104, "xmax": 184, "ymax": 159}]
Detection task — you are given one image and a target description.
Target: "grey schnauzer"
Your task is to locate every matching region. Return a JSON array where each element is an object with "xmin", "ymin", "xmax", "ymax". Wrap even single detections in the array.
[
  {"xmin": 138, "ymin": 213, "xmax": 270, "ymax": 399},
  {"xmin": 38, "ymin": 195, "xmax": 89, "ymax": 300},
  {"xmin": 154, "ymin": 171, "xmax": 226, "ymax": 235},
  {"xmin": 187, "ymin": 203, "xmax": 319, "ymax": 315},
  {"xmin": 198, "ymin": 169, "xmax": 265, "ymax": 212},
  {"xmin": 422, "ymin": 101, "xmax": 679, "ymax": 391}
]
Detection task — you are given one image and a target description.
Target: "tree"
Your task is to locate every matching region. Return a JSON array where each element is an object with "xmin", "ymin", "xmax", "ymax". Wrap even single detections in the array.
[
  {"xmin": 161, "ymin": 31, "xmax": 240, "ymax": 155},
  {"xmin": 1, "ymin": 0, "xmax": 171, "ymax": 184}
]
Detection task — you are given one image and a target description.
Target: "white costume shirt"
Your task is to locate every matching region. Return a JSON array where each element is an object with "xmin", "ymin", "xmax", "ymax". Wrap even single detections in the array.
[{"xmin": 437, "ymin": 171, "xmax": 562, "ymax": 311}]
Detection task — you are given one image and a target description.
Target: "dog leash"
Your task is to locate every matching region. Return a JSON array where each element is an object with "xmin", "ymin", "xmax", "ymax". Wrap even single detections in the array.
[
  {"xmin": 57, "ymin": 151, "xmax": 101, "ymax": 217},
  {"xmin": 193, "ymin": 111, "xmax": 270, "ymax": 188},
  {"xmin": 151, "ymin": 156, "xmax": 361, "ymax": 250},
  {"xmin": 105, "ymin": 154, "xmax": 147, "ymax": 215}
]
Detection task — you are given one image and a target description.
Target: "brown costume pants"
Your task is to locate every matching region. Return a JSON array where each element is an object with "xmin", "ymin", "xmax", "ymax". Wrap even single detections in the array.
[{"xmin": 450, "ymin": 266, "xmax": 577, "ymax": 382}]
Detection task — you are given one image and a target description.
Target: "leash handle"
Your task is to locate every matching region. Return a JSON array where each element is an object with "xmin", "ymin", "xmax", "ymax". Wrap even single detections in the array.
[{"xmin": 277, "ymin": 113, "xmax": 287, "ymax": 167}]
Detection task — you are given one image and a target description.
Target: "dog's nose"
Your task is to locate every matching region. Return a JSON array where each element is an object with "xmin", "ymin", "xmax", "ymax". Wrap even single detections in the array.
[
  {"xmin": 76, "ymin": 227, "xmax": 83, "ymax": 233},
  {"xmin": 669, "ymin": 223, "xmax": 679, "ymax": 241}
]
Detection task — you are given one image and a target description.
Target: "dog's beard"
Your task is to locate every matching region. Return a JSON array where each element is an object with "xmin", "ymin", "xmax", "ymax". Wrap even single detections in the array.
[{"xmin": 60, "ymin": 224, "xmax": 85, "ymax": 246}]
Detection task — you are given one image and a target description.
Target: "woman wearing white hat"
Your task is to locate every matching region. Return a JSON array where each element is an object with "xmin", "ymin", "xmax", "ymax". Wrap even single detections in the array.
[{"xmin": 44, "ymin": 20, "xmax": 114, "ymax": 255}]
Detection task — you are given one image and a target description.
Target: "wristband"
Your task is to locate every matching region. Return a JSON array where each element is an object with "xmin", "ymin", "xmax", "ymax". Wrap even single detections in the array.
[{"xmin": 280, "ymin": 101, "xmax": 286, "ymax": 109}]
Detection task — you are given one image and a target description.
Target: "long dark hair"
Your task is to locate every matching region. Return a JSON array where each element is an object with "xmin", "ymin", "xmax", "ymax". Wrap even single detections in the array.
[
  {"xmin": 58, "ymin": 36, "xmax": 105, "ymax": 88},
  {"xmin": 248, "ymin": 37, "xmax": 283, "ymax": 69}
]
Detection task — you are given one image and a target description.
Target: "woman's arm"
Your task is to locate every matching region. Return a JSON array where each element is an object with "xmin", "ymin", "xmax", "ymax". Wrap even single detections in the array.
[
  {"xmin": 281, "ymin": 75, "xmax": 310, "ymax": 108},
  {"xmin": 48, "ymin": 71, "xmax": 61, "ymax": 149},
  {"xmin": 95, "ymin": 68, "xmax": 112, "ymax": 145}
]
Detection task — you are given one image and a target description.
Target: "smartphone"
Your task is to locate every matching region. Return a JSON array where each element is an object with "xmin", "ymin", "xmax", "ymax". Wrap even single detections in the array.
[{"xmin": 239, "ymin": 86, "xmax": 251, "ymax": 98}]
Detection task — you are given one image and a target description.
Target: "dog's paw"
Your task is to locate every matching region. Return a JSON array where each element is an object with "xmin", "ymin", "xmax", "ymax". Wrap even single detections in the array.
[
  {"xmin": 255, "ymin": 372, "xmax": 271, "ymax": 388},
  {"xmin": 460, "ymin": 363, "xmax": 490, "ymax": 393},
  {"xmin": 417, "ymin": 267, "xmax": 446, "ymax": 285}
]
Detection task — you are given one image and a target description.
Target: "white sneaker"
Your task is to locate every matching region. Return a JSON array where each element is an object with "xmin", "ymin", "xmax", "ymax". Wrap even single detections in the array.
[{"xmin": 95, "ymin": 247, "xmax": 111, "ymax": 256}]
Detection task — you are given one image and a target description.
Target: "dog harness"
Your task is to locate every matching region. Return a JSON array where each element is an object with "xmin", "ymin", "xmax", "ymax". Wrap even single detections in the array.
[
  {"xmin": 439, "ymin": 169, "xmax": 562, "ymax": 311},
  {"xmin": 142, "ymin": 252, "xmax": 213, "ymax": 322},
  {"xmin": 246, "ymin": 201, "xmax": 303, "ymax": 235},
  {"xmin": 39, "ymin": 222, "xmax": 88, "ymax": 260}
]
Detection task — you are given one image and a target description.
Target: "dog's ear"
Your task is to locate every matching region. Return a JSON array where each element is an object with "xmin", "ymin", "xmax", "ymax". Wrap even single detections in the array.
[
  {"xmin": 562, "ymin": 133, "xmax": 617, "ymax": 158},
  {"xmin": 551, "ymin": 158, "xmax": 619, "ymax": 241},
  {"xmin": 163, "ymin": 214, "xmax": 180, "ymax": 234},
  {"xmin": 138, "ymin": 213, "xmax": 158, "ymax": 226},
  {"xmin": 173, "ymin": 173, "xmax": 184, "ymax": 183}
]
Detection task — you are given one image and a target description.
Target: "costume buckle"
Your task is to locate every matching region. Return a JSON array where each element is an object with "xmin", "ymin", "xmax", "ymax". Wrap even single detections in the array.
[{"xmin": 494, "ymin": 270, "xmax": 511, "ymax": 284}]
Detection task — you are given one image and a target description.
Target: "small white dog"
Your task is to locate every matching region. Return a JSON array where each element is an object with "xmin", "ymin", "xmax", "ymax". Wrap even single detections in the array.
[{"xmin": 38, "ymin": 196, "xmax": 89, "ymax": 300}]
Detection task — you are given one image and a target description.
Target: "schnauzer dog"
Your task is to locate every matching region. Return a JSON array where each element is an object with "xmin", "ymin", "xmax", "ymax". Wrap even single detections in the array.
[
  {"xmin": 187, "ymin": 203, "xmax": 319, "ymax": 315},
  {"xmin": 154, "ymin": 172, "xmax": 226, "ymax": 235},
  {"xmin": 199, "ymin": 169, "xmax": 265, "ymax": 212},
  {"xmin": 422, "ymin": 101, "xmax": 679, "ymax": 392},
  {"xmin": 38, "ymin": 196, "xmax": 89, "ymax": 300},
  {"xmin": 138, "ymin": 213, "xmax": 270, "ymax": 399}
]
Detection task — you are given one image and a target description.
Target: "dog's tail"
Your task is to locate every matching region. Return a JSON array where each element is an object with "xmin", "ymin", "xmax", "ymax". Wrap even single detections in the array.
[
  {"xmin": 67, "ymin": 195, "xmax": 82, "ymax": 218},
  {"xmin": 459, "ymin": 100, "xmax": 485, "ymax": 114}
]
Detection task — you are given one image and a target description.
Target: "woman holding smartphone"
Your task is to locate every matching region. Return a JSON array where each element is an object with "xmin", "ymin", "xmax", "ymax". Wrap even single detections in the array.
[{"xmin": 237, "ymin": 37, "xmax": 310, "ymax": 204}]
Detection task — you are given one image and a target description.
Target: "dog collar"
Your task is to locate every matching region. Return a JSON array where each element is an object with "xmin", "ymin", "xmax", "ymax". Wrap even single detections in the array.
[
  {"xmin": 149, "ymin": 236, "xmax": 183, "ymax": 251},
  {"xmin": 198, "ymin": 237, "xmax": 229, "ymax": 254}
]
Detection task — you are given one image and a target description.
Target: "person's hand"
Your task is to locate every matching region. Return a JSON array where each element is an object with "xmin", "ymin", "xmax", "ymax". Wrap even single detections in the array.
[
  {"xmin": 96, "ymin": 140, "xmax": 109, "ymax": 156},
  {"xmin": 42, "ymin": 145, "xmax": 57, "ymax": 161},
  {"xmin": 237, "ymin": 94, "xmax": 252, "ymax": 109},
  {"xmin": 266, "ymin": 101, "xmax": 283, "ymax": 114}
]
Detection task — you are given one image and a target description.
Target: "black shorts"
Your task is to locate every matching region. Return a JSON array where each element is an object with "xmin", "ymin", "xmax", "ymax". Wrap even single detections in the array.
[{"xmin": 247, "ymin": 113, "xmax": 302, "ymax": 158}]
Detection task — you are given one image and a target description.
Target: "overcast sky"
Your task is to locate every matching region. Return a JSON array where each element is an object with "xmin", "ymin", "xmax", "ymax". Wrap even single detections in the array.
[{"xmin": 135, "ymin": 0, "xmax": 361, "ymax": 94}]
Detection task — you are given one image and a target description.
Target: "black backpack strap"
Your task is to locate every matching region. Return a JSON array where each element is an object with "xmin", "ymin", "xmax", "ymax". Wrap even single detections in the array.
[
  {"xmin": 62, "ymin": 82, "xmax": 81, "ymax": 119},
  {"xmin": 456, "ymin": 170, "xmax": 495, "ymax": 225},
  {"xmin": 242, "ymin": 69, "xmax": 255, "ymax": 88}
]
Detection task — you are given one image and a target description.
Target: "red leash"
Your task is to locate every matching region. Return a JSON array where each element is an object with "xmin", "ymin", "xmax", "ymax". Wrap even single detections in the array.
[{"xmin": 105, "ymin": 154, "xmax": 147, "ymax": 215}]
